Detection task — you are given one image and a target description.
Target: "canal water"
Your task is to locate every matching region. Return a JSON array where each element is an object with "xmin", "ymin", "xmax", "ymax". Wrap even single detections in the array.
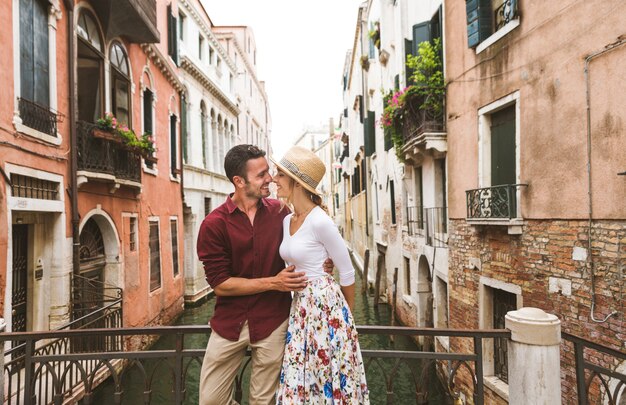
[{"xmin": 93, "ymin": 271, "xmax": 447, "ymax": 404}]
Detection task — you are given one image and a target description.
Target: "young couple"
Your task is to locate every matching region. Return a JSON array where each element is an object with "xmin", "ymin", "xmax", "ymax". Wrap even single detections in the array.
[{"xmin": 197, "ymin": 144, "xmax": 369, "ymax": 404}]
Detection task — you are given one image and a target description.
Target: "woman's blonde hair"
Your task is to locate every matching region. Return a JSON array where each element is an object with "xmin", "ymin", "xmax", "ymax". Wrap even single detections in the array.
[{"xmin": 277, "ymin": 174, "xmax": 328, "ymax": 214}]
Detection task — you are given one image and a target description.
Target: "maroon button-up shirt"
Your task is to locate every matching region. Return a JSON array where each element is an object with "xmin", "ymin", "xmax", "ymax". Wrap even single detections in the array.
[{"xmin": 197, "ymin": 196, "xmax": 291, "ymax": 342}]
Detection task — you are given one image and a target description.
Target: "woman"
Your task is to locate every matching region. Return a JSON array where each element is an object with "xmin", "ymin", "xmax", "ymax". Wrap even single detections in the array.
[{"xmin": 271, "ymin": 146, "xmax": 369, "ymax": 404}]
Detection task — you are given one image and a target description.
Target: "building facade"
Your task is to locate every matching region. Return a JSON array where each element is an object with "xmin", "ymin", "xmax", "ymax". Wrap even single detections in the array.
[
  {"xmin": 444, "ymin": 0, "xmax": 625, "ymax": 403},
  {"xmin": 176, "ymin": 3, "xmax": 272, "ymax": 303},
  {"xmin": 1, "ymin": 0, "xmax": 186, "ymax": 347}
]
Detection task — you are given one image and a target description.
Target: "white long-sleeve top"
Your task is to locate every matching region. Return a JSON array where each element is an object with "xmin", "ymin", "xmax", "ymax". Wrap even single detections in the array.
[{"xmin": 279, "ymin": 206, "xmax": 355, "ymax": 286}]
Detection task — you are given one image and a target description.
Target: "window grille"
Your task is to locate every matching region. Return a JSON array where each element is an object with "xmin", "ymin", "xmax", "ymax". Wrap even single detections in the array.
[
  {"xmin": 129, "ymin": 217, "xmax": 137, "ymax": 252},
  {"xmin": 10, "ymin": 173, "xmax": 59, "ymax": 200}
]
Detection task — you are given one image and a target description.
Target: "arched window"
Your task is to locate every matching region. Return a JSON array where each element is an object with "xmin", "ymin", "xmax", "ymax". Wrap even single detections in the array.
[
  {"xmin": 77, "ymin": 10, "xmax": 104, "ymax": 123},
  {"xmin": 200, "ymin": 102, "xmax": 207, "ymax": 169},
  {"xmin": 110, "ymin": 42, "xmax": 131, "ymax": 126}
]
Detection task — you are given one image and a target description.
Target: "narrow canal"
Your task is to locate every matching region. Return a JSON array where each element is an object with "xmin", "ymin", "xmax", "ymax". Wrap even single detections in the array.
[{"xmin": 93, "ymin": 270, "xmax": 446, "ymax": 404}]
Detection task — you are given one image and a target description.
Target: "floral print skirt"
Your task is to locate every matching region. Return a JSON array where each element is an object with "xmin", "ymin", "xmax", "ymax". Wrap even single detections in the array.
[{"xmin": 276, "ymin": 274, "xmax": 369, "ymax": 404}]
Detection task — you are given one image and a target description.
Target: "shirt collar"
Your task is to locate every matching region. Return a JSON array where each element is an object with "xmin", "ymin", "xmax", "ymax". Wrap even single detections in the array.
[{"xmin": 226, "ymin": 194, "xmax": 269, "ymax": 214}]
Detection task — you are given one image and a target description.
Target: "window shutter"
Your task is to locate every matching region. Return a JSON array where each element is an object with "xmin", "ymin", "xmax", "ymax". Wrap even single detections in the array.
[
  {"xmin": 167, "ymin": 6, "xmax": 178, "ymax": 65},
  {"xmin": 405, "ymin": 39, "xmax": 414, "ymax": 85},
  {"xmin": 359, "ymin": 96, "xmax": 364, "ymax": 124},
  {"xmin": 412, "ymin": 22, "xmax": 431, "ymax": 54},
  {"xmin": 467, "ymin": 0, "xmax": 493, "ymax": 48},
  {"xmin": 143, "ymin": 89, "xmax": 153, "ymax": 133},
  {"xmin": 181, "ymin": 97, "xmax": 188, "ymax": 163},
  {"xmin": 19, "ymin": 0, "xmax": 35, "ymax": 102},
  {"xmin": 33, "ymin": 0, "xmax": 49, "ymax": 106},
  {"xmin": 394, "ymin": 74, "xmax": 400, "ymax": 91},
  {"xmin": 170, "ymin": 114, "xmax": 177, "ymax": 176},
  {"xmin": 364, "ymin": 110, "xmax": 375, "ymax": 157}
]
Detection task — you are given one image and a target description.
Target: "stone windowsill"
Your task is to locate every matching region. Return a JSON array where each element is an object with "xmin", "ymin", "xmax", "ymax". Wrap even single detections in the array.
[
  {"xmin": 484, "ymin": 375, "xmax": 509, "ymax": 402},
  {"xmin": 466, "ymin": 218, "xmax": 525, "ymax": 235}
]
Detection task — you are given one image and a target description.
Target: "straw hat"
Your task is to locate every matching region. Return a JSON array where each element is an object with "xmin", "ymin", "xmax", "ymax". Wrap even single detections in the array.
[{"xmin": 271, "ymin": 146, "xmax": 326, "ymax": 195}]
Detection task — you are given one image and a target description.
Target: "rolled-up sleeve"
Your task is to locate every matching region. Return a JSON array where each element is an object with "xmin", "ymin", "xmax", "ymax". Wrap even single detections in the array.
[{"xmin": 197, "ymin": 217, "xmax": 231, "ymax": 288}]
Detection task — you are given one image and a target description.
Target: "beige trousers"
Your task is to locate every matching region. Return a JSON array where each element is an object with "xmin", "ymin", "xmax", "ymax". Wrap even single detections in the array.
[{"xmin": 199, "ymin": 319, "xmax": 288, "ymax": 405}]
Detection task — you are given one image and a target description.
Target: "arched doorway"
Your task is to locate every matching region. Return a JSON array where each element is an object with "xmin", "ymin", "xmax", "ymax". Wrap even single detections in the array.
[
  {"xmin": 417, "ymin": 255, "xmax": 433, "ymax": 328},
  {"xmin": 75, "ymin": 218, "xmax": 106, "ymax": 325}
]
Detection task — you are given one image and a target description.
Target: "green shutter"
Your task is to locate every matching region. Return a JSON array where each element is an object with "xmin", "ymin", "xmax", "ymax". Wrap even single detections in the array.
[
  {"xmin": 20, "ymin": 0, "xmax": 49, "ymax": 106},
  {"xmin": 412, "ymin": 22, "xmax": 431, "ymax": 54},
  {"xmin": 364, "ymin": 110, "xmax": 376, "ymax": 157},
  {"xmin": 467, "ymin": 0, "xmax": 493, "ymax": 48},
  {"xmin": 404, "ymin": 39, "xmax": 414, "ymax": 86}
]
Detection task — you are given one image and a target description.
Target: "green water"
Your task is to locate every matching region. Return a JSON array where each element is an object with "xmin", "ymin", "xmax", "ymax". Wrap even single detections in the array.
[{"xmin": 93, "ymin": 272, "xmax": 447, "ymax": 404}]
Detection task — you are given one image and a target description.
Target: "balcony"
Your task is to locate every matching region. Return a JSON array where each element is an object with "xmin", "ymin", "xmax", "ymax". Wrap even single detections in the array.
[
  {"xmin": 89, "ymin": 0, "xmax": 159, "ymax": 43},
  {"xmin": 17, "ymin": 98, "xmax": 62, "ymax": 137},
  {"xmin": 466, "ymin": 184, "xmax": 527, "ymax": 234},
  {"xmin": 406, "ymin": 206, "xmax": 448, "ymax": 247},
  {"xmin": 76, "ymin": 121, "xmax": 142, "ymax": 194},
  {"xmin": 401, "ymin": 88, "xmax": 447, "ymax": 159}
]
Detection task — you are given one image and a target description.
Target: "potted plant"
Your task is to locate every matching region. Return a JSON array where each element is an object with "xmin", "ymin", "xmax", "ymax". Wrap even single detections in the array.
[
  {"xmin": 93, "ymin": 113, "xmax": 122, "ymax": 143},
  {"xmin": 405, "ymin": 38, "xmax": 445, "ymax": 116},
  {"xmin": 369, "ymin": 21, "xmax": 381, "ymax": 50},
  {"xmin": 360, "ymin": 55, "xmax": 370, "ymax": 71}
]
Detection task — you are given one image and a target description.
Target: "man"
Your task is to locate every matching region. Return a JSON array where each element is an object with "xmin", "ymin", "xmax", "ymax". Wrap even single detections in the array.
[{"xmin": 197, "ymin": 144, "xmax": 330, "ymax": 405}]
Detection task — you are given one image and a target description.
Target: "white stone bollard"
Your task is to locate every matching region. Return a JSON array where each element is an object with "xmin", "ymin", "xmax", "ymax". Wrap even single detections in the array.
[{"xmin": 505, "ymin": 307, "xmax": 562, "ymax": 405}]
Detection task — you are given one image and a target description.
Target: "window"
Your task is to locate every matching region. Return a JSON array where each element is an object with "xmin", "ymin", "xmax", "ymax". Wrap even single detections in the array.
[
  {"xmin": 77, "ymin": 10, "xmax": 104, "ymax": 123},
  {"xmin": 208, "ymin": 46, "xmax": 214, "ymax": 64},
  {"xmin": 199, "ymin": 35, "xmax": 204, "ymax": 60},
  {"xmin": 404, "ymin": 257, "xmax": 411, "ymax": 295},
  {"xmin": 129, "ymin": 217, "xmax": 137, "ymax": 251},
  {"xmin": 167, "ymin": 5, "xmax": 178, "ymax": 65},
  {"xmin": 200, "ymin": 102, "xmax": 208, "ymax": 169},
  {"xmin": 364, "ymin": 111, "xmax": 376, "ymax": 157},
  {"xmin": 467, "ymin": 0, "xmax": 519, "ymax": 48},
  {"xmin": 178, "ymin": 12, "xmax": 185, "ymax": 41},
  {"xmin": 170, "ymin": 114, "xmax": 177, "ymax": 177},
  {"xmin": 181, "ymin": 95, "xmax": 188, "ymax": 163},
  {"xmin": 19, "ymin": 0, "xmax": 54, "ymax": 135},
  {"xmin": 10, "ymin": 173, "xmax": 59, "ymax": 200},
  {"xmin": 143, "ymin": 88, "xmax": 154, "ymax": 169},
  {"xmin": 170, "ymin": 219, "xmax": 179, "ymax": 276},
  {"xmin": 149, "ymin": 221, "xmax": 161, "ymax": 291},
  {"xmin": 110, "ymin": 42, "xmax": 131, "ymax": 127},
  {"xmin": 493, "ymin": 288, "xmax": 516, "ymax": 382},
  {"xmin": 204, "ymin": 198, "xmax": 212, "ymax": 217},
  {"xmin": 390, "ymin": 180, "xmax": 396, "ymax": 225}
]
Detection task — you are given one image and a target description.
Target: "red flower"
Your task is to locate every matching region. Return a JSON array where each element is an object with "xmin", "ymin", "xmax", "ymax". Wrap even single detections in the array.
[
  {"xmin": 299, "ymin": 307, "xmax": 307, "ymax": 317},
  {"xmin": 317, "ymin": 349, "xmax": 330, "ymax": 366},
  {"xmin": 329, "ymin": 318, "xmax": 341, "ymax": 329},
  {"xmin": 333, "ymin": 389, "xmax": 342, "ymax": 399}
]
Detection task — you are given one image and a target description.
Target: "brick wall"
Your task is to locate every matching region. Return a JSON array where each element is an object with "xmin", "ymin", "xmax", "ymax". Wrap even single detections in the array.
[{"xmin": 448, "ymin": 219, "xmax": 625, "ymax": 403}]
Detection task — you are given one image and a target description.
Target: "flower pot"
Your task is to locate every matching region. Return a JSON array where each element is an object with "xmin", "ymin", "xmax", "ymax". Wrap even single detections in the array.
[
  {"xmin": 92, "ymin": 128, "xmax": 122, "ymax": 143},
  {"xmin": 144, "ymin": 155, "xmax": 158, "ymax": 164},
  {"xmin": 379, "ymin": 49, "xmax": 390, "ymax": 66}
]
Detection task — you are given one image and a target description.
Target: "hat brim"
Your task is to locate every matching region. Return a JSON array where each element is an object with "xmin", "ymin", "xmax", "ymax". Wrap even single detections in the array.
[{"xmin": 270, "ymin": 156, "xmax": 322, "ymax": 196}]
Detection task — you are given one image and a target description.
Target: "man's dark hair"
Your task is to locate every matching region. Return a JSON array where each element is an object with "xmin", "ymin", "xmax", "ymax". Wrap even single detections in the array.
[{"xmin": 224, "ymin": 144, "xmax": 266, "ymax": 184}]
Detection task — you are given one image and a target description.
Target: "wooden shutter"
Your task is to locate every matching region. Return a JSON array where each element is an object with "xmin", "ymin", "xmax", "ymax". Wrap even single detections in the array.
[
  {"xmin": 490, "ymin": 106, "xmax": 516, "ymax": 186},
  {"xmin": 20, "ymin": 0, "xmax": 49, "ymax": 106},
  {"xmin": 364, "ymin": 110, "xmax": 376, "ymax": 157},
  {"xmin": 170, "ymin": 220, "xmax": 179, "ymax": 276},
  {"xmin": 149, "ymin": 222, "xmax": 161, "ymax": 291},
  {"xmin": 390, "ymin": 180, "xmax": 396, "ymax": 224},
  {"xmin": 170, "ymin": 114, "xmax": 177, "ymax": 176},
  {"xmin": 167, "ymin": 5, "xmax": 178, "ymax": 65},
  {"xmin": 143, "ymin": 89, "xmax": 153, "ymax": 134},
  {"xmin": 404, "ymin": 39, "xmax": 414, "ymax": 86},
  {"xmin": 181, "ymin": 96, "xmax": 188, "ymax": 163},
  {"xmin": 466, "ymin": 0, "xmax": 493, "ymax": 48},
  {"xmin": 412, "ymin": 22, "xmax": 431, "ymax": 54}
]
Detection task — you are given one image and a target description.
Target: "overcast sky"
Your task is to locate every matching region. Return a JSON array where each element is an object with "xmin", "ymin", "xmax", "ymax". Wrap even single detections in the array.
[{"xmin": 201, "ymin": 0, "xmax": 363, "ymax": 158}]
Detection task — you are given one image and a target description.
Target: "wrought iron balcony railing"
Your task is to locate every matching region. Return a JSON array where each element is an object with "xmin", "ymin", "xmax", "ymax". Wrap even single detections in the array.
[
  {"xmin": 77, "ymin": 121, "xmax": 141, "ymax": 183},
  {"xmin": 18, "ymin": 97, "xmax": 62, "ymax": 137},
  {"xmin": 466, "ymin": 184, "xmax": 527, "ymax": 219},
  {"xmin": 424, "ymin": 207, "xmax": 448, "ymax": 247},
  {"xmin": 495, "ymin": 0, "xmax": 519, "ymax": 31},
  {"xmin": 401, "ymin": 87, "xmax": 446, "ymax": 146},
  {"xmin": 406, "ymin": 205, "xmax": 424, "ymax": 236}
]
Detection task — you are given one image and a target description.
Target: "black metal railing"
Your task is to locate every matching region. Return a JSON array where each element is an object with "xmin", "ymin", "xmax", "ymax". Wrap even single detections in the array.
[
  {"xmin": 424, "ymin": 207, "xmax": 448, "ymax": 247},
  {"xmin": 466, "ymin": 184, "xmax": 527, "ymax": 219},
  {"xmin": 495, "ymin": 0, "xmax": 519, "ymax": 31},
  {"xmin": 406, "ymin": 205, "xmax": 424, "ymax": 236},
  {"xmin": 401, "ymin": 88, "xmax": 446, "ymax": 145},
  {"xmin": 18, "ymin": 97, "xmax": 61, "ymax": 137},
  {"xmin": 563, "ymin": 332, "xmax": 626, "ymax": 405},
  {"xmin": 0, "ymin": 326, "xmax": 510, "ymax": 405},
  {"xmin": 77, "ymin": 121, "xmax": 141, "ymax": 183}
]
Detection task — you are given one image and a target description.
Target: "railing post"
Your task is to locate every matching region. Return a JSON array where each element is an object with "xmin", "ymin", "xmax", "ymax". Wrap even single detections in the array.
[
  {"xmin": 505, "ymin": 307, "xmax": 562, "ymax": 405},
  {"xmin": 0, "ymin": 318, "xmax": 5, "ymax": 404}
]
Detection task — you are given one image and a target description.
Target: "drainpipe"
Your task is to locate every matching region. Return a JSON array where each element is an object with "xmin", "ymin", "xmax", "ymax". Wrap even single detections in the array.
[
  {"xmin": 63, "ymin": 0, "xmax": 80, "ymax": 281},
  {"xmin": 583, "ymin": 37, "xmax": 625, "ymax": 323}
]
